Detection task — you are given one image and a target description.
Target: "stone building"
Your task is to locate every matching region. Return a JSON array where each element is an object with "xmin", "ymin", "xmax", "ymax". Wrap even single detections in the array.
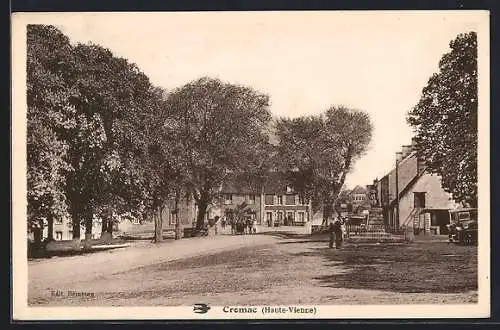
[
  {"xmin": 172, "ymin": 172, "xmax": 313, "ymax": 227},
  {"xmin": 375, "ymin": 139, "xmax": 459, "ymax": 234}
]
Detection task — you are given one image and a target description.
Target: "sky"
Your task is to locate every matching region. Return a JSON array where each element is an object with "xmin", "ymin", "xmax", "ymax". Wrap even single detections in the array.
[{"xmin": 23, "ymin": 11, "xmax": 483, "ymax": 189}]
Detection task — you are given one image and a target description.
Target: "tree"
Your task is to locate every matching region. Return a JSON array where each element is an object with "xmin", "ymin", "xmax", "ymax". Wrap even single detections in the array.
[
  {"xmin": 27, "ymin": 25, "xmax": 76, "ymax": 245},
  {"xmin": 232, "ymin": 201, "xmax": 253, "ymax": 223},
  {"xmin": 407, "ymin": 32, "xmax": 477, "ymax": 207},
  {"xmin": 63, "ymin": 42, "xmax": 164, "ymax": 241},
  {"xmin": 275, "ymin": 106, "xmax": 373, "ymax": 224},
  {"xmin": 165, "ymin": 77, "xmax": 272, "ymax": 230},
  {"xmin": 27, "ymin": 25, "xmax": 183, "ymax": 246}
]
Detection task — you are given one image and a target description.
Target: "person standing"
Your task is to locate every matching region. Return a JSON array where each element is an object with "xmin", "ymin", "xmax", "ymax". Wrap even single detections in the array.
[
  {"xmin": 214, "ymin": 216, "xmax": 219, "ymax": 236},
  {"xmin": 245, "ymin": 218, "xmax": 251, "ymax": 235},
  {"xmin": 328, "ymin": 220, "xmax": 335, "ymax": 248},
  {"xmin": 334, "ymin": 219, "xmax": 343, "ymax": 249},
  {"xmin": 230, "ymin": 218, "xmax": 235, "ymax": 235}
]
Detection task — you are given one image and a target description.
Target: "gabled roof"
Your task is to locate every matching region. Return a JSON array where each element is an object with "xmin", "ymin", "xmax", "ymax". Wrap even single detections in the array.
[
  {"xmin": 389, "ymin": 166, "xmax": 427, "ymax": 207},
  {"xmin": 221, "ymin": 173, "xmax": 262, "ymax": 194},
  {"xmin": 220, "ymin": 171, "xmax": 295, "ymax": 195},
  {"xmin": 262, "ymin": 171, "xmax": 294, "ymax": 194},
  {"xmin": 350, "ymin": 185, "xmax": 367, "ymax": 194}
]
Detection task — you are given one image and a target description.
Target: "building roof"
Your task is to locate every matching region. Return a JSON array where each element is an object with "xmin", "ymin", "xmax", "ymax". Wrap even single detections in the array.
[
  {"xmin": 221, "ymin": 173, "xmax": 262, "ymax": 194},
  {"xmin": 350, "ymin": 185, "xmax": 367, "ymax": 194},
  {"xmin": 388, "ymin": 166, "xmax": 427, "ymax": 207},
  {"xmin": 221, "ymin": 171, "xmax": 295, "ymax": 195}
]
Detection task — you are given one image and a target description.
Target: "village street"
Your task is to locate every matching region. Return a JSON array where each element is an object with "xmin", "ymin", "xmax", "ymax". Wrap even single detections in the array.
[{"xmin": 28, "ymin": 230, "xmax": 478, "ymax": 306}]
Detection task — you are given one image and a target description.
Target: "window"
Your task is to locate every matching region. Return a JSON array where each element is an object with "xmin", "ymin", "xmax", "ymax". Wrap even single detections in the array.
[
  {"xmin": 247, "ymin": 194, "xmax": 256, "ymax": 204},
  {"xmin": 414, "ymin": 192, "xmax": 426, "ymax": 208},
  {"xmin": 299, "ymin": 195, "xmax": 306, "ymax": 205},
  {"xmin": 287, "ymin": 212, "xmax": 294, "ymax": 221},
  {"xmin": 169, "ymin": 211, "xmax": 177, "ymax": 225},
  {"xmin": 277, "ymin": 212, "xmax": 283, "ymax": 221},
  {"xmin": 277, "ymin": 195, "xmax": 283, "ymax": 205},
  {"xmin": 285, "ymin": 195, "xmax": 295, "ymax": 205},
  {"xmin": 266, "ymin": 212, "xmax": 273, "ymax": 222},
  {"xmin": 224, "ymin": 194, "xmax": 233, "ymax": 205},
  {"xmin": 265, "ymin": 194, "xmax": 274, "ymax": 205},
  {"xmin": 298, "ymin": 212, "xmax": 305, "ymax": 223},
  {"xmin": 55, "ymin": 231, "xmax": 63, "ymax": 240}
]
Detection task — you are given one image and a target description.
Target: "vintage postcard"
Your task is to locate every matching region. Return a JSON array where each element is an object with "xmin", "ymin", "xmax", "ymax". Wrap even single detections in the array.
[{"xmin": 12, "ymin": 10, "xmax": 490, "ymax": 320}]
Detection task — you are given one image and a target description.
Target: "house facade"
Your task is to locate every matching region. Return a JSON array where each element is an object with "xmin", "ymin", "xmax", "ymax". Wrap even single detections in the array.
[
  {"xmin": 34, "ymin": 216, "xmax": 104, "ymax": 242},
  {"xmin": 177, "ymin": 172, "xmax": 313, "ymax": 227},
  {"xmin": 375, "ymin": 139, "xmax": 459, "ymax": 234}
]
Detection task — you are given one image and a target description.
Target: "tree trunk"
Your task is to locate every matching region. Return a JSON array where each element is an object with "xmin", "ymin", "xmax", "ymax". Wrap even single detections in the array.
[
  {"xmin": 174, "ymin": 192, "xmax": 181, "ymax": 240},
  {"xmin": 71, "ymin": 208, "xmax": 81, "ymax": 241},
  {"xmin": 33, "ymin": 218, "xmax": 44, "ymax": 252},
  {"xmin": 82, "ymin": 209, "xmax": 93, "ymax": 249},
  {"xmin": 47, "ymin": 214, "xmax": 54, "ymax": 241},
  {"xmin": 196, "ymin": 200, "xmax": 208, "ymax": 230},
  {"xmin": 154, "ymin": 207, "xmax": 163, "ymax": 243},
  {"xmin": 85, "ymin": 216, "xmax": 93, "ymax": 240},
  {"xmin": 106, "ymin": 214, "xmax": 113, "ymax": 233},
  {"xmin": 101, "ymin": 217, "xmax": 108, "ymax": 234}
]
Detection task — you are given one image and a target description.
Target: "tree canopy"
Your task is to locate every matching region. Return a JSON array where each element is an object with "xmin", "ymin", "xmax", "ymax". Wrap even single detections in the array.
[
  {"xmin": 27, "ymin": 25, "xmax": 75, "ymax": 235},
  {"xmin": 27, "ymin": 25, "xmax": 171, "ymax": 242},
  {"xmin": 275, "ymin": 106, "xmax": 373, "ymax": 222},
  {"xmin": 407, "ymin": 31, "xmax": 477, "ymax": 207},
  {"xmin": 165, "ymin": 77, "xmax": 272, "ymax": 229}
]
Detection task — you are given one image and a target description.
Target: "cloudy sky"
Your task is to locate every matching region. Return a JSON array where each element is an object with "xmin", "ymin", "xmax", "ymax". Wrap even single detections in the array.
[{"xmin": 21, "ymin": 11, "xmax": 484, "ymax": 188}]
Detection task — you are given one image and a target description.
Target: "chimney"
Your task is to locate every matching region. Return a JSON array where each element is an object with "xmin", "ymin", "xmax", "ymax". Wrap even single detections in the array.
[
  {"xmin": 395, "ymin": 151, "xmax": 403, "ymax": 163},
  {"xmin": 417, "ymin": 156, "xmax": 426, "ymax": 174},
  {"xmin": 401, "ymin": 145, "xmax": 412, "ymax": 159},
  {"xmin": 411, "ymin": 137, "xmax": 418, "ymax": 151}
]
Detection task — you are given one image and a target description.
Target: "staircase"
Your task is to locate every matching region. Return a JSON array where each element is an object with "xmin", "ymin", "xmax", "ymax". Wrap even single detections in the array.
[
  {"xmin": 352, "ymin": 208, "xmax": 404, "ymax": 243},
  {"xmin": 402, "ymin": 207, "xmax": 422, "ymax": 234}
]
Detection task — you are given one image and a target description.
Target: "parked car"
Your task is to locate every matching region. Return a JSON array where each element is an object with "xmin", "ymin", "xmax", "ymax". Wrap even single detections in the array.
[{"xmin": 447, "ymin": 208, "xmax": 478, "ymax": 245}]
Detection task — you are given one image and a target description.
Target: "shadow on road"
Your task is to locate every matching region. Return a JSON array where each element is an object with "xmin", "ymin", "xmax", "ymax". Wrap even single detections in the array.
[{"xmin": 289, "ymin": 241, "xmax": 478, "ymax": 294}]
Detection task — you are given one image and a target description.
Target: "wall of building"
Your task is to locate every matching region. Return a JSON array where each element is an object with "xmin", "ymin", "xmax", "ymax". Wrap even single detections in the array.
[
  {"xmin": 213, "ymin": 193, "xmax": 262, "ymax": 224},
  {"xmin": 42, "ymin": 217, "xmax": 102, "ymax": 241},
  {"xmin": 262, "ymin": 193, "xmax": 311, "ymax": 225},
  {"xmin": 387, "ymin": 153, "xmax": 419, "ymax": 202},
  {"xmin": 393, "ymin": 173, "xmax": 458, "ymax": 227}
]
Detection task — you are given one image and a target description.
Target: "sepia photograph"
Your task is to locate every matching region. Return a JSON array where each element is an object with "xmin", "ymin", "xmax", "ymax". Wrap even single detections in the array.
[{"xmin": 11, "ymin": 10, "xmax": 490, "ymax": 320}]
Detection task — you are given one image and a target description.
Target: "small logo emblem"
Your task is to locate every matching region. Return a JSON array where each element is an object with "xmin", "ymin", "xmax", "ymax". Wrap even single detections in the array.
[{"xmin": 193, "ymin": 303, "xmax": 211, "ymax": 314}]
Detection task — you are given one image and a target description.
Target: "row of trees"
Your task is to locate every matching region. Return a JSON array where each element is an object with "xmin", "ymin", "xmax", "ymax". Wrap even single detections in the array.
[{"xmin": 27, "ymin": 25, "xmax": 374, "ymax": 245}]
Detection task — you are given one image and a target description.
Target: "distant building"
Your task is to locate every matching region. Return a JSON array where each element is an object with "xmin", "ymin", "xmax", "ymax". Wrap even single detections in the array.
[
  {"xmin": 176, "ymin": 172, "xmax": 313, "ymax": 227},
  {"xmin": 335, "ymin": 185, "xmax": 371, "ymax": 217},
  {"xmin": 374, "ymin": 139, "xmax": 459, "ymax": 234}
]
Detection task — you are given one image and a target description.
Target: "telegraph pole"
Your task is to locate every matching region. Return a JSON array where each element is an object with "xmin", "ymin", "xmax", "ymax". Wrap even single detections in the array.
[{"xmin": 395, "ymin": 152, "xmax": 402, "ymax": 231}]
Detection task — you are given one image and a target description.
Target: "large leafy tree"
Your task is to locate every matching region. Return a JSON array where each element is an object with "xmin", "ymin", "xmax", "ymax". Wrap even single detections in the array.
[
  {"xmin": 27, "ymin": 25, "xmax": 174, "ymax": 244},
  {"xmin": 165, "ymin": 77, "xmax": 272, "ymax": 230},
  {"xmin": 62, "ymin": 42, "xmax": 165, "ymax": 240},
  {"xmin": 276, "ymin": 106, "xmax": 373, "ymax": 223},
  {"xmin": 27, "ymin": 25, "xmax": 77, "ymax": 243},
  {"xmin": 407, "ymin": 32, "xmax": 477, "ymax": 207},
  {"xmin": 139, "ymin": 88, "xmax": 189, "ymax": 243}
]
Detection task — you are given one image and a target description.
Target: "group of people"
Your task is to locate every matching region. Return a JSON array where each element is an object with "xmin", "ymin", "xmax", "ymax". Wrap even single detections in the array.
[
  {"xmin": 229, "ymin": 217, "xmax": 257, "ymax": 235},
  {"xmin": 199, "ymin": 216, "xmax": 257, "ymax": 235},
  {"xmin": 328, "ymin": 217, "xmax": 347, "ymax": 249}
]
